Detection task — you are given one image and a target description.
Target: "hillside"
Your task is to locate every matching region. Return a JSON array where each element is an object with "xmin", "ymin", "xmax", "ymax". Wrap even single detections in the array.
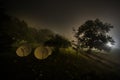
[{"xmin": 0, "ymin": 50, "xmax": 120, "ymax": 80}]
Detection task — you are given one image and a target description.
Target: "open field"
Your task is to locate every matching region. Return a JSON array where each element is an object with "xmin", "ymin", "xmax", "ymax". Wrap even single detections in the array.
[{"xmin": 0, "ymin": 49, "xmax": 120, "ymax": 80}]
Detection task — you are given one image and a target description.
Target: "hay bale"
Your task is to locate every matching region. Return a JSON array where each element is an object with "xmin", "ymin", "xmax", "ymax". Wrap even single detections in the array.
[
  {"xmin": 16, "ymin": 44, "xmax": 32, "ymax": 57},
  {"xmin": 46, "ymin": 46, "xmax": 52, "ymax": 56},
  {"xmin": 34, "ymin": 46, "xmax": 52, "ymax": 60}
]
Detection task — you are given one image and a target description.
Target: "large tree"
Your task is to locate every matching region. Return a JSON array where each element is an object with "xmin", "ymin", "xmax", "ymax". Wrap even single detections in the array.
[{"xmin": 73, "ymin": 19, "xmax": 115, "ymax": 54}]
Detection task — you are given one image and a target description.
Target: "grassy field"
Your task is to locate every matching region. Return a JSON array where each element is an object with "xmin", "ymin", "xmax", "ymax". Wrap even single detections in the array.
[{"xmin": 0, "ymin": 49, "xmax": 120, "ymax": 80}]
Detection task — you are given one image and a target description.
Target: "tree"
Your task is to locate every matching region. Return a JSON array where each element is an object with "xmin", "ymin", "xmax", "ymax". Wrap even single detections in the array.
[
  {"xmin": 0, "ymin": 8, "xmax": 16, "ymax": 51},
  {"xmin": 37, "ymin": 29, "xmax": 54, "ymax": 43},
  {"xmin": 73, "ymin": 19, "xmax": 115, "ymax": 54},
  {"xmin": 0, "ymin": 7, "xmax": 55, "ymax": 49},
  {"xmin": 0, "ymin": 7, "xmax": 32, "ymax": 48},
  {"xmin": 44, "ymin": 34, "xmax": 71, "ymax": 52}
]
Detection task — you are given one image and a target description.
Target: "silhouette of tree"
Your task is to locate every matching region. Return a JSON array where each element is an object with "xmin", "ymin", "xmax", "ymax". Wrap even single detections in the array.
[
  {"xmin": 37, "ymin": 29, "xmax": 54, "ymax": 43},
  {"xmin": 0, "ymin": 7, "xmax": 31, "ymax": 49},
  {"xmin": 0, "ymin": 7, "xmax": 55, "ymax": 50},
  {"xmin": 73, "ymin": 19, "xmax": 115, "ymax": 54},
  {"xmin": 0, "ymin": 7, "xmax": 14, "ymax": 50},
  {"xmin": 44, "ymin": 34, "xmax": 71, "ymax": 52}
]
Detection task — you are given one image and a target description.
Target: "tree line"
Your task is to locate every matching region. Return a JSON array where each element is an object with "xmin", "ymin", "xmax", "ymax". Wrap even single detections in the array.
[{"xmin": 0, "ymin": 7, "xmax": 115, "ymax": 54}]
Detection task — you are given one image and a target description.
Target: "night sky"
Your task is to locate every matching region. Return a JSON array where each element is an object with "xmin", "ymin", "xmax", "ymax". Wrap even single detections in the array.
[{"xmin": 2, "ymin": 0, "xmax": 120, "ymax": 48}]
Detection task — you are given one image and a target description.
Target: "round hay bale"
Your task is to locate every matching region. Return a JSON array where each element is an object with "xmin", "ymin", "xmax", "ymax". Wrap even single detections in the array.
[
  {"xmin": 34, "ymin": 46, "xmax": 52, "ymax": 60},
  {"xmin": 46, "ymin": 46, "xmax": 52, "ymax": 56},
  {"xmin": 16, "ymin": 44, "xmax": 32, "ymax": 57}
]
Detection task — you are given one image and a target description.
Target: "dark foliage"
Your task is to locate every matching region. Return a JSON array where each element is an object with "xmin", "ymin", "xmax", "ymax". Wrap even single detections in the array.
[
  {"xmin": 0, "ymin": 8, "xmax": 55, "ymax": 50},
  {"xmin": 44, "ymin": 34, "xmax": 71, "ymax": 52},
  {"xmin": 73, "ymin": 19, "xmax": 115, "ymax": 53}
]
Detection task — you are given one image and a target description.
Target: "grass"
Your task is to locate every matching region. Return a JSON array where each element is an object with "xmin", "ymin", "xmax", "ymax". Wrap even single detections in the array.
[{"xmin": 0, "ymin": 48, "xmax": 120, "ymax": 80}]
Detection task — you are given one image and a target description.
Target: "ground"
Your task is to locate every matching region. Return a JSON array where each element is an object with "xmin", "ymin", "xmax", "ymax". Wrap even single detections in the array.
[{"xmin": 0, "ymin": 49, "xmax": 120, "ymax": 80}]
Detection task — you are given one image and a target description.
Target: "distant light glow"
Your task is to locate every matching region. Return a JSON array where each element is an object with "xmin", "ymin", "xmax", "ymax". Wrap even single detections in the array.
[{"xmin": 107, "ymin": 42, "xmax": 113, "ymax": 47}]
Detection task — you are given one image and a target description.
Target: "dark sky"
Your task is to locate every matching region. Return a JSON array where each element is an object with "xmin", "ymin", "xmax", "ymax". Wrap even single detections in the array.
[{"xmin": 2, "ymin": 0, "xmax": 120, "ymax": 48}]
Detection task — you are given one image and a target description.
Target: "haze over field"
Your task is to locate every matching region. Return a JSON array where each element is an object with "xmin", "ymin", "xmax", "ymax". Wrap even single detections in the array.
[
  {"xmin": 2, "ymin": 0, "xmax": 120, "ymax": 48},
  {"xmin": 0, "ymin": 0, "xmax": 120, "ymax": 80}
]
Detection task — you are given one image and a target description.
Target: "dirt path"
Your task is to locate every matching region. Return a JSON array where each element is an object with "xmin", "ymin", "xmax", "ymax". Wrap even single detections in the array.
[{"xmin": 81, "ymin": 53, "xmax": 120, "ymax": 70}]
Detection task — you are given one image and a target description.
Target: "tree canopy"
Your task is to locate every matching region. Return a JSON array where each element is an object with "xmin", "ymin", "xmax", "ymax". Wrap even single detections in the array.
[
  {"xmin": 44, "ymin": 34, "xmax": 71, "ymax": 52},
  {"xmin": 0, "ymin": 8, "xmax": 55, "ymax": 49},
  {"xmin": 73, "ymin": 19, "xmax": 115, "ymax": 53}
]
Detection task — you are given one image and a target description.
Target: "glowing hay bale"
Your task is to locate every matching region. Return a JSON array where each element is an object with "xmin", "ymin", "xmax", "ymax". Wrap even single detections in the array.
[
  {"xmin": 16, "ymin": 44, "xmax": 32, "ymax": 57},
  {"xmin": 34, "ymin": 46, "xmax": 52, "ymax": 60},
  {"xmin": 46, "ymin": 46, "xmax": 52, "ymax": 56}
]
